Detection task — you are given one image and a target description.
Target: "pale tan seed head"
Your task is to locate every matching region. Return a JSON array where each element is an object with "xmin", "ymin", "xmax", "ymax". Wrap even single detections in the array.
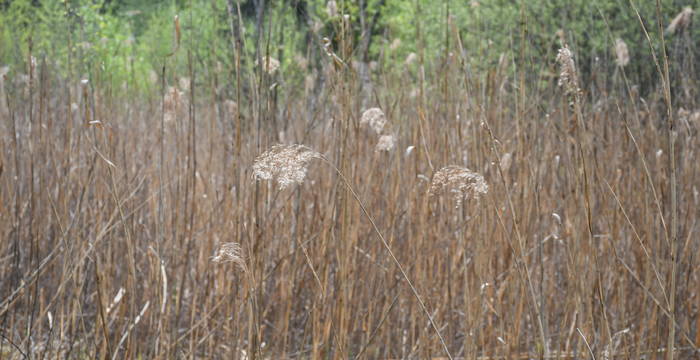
[
  {"xmin": 252, "ymin": 144, "xmax": 320, "ymax": 189},
  {"xmin": 360, "ymin": 108, "xmax": 387, "ymax": 134},
  {"xmin": 614, "ymin": 38, "xmax": 630, "ymax": 67},
  {"xmin": 429, "ymin": 166, "xmax": 488, "ymax": 206},
  {"xmin": 326, "ymin": 0, "xmax": 338, "ymax": 17},
  {"xmin": 666, "ymin": 7, "xmax": 694, "ymax": 35},
  {"xmin": 690, "ymin": 111, "xmax": 700, "ymax": 124},
  {"xmin": 500, "ymin": 152, "xmax": 512, "ymax": 173},
  {"xmin": 211, "ymin": 242, "xmax": 246, "ymax": 272},
  {"xmin": 375, "ymin": 134, "xmax": 396, "ymax": 152},
  {"xmin": 556, "ymin": 45, "xmax": 579, "ymax": 96},
  {"xmin": 404, "ymin": 52, "xmax": 418, "ymax": 66}
]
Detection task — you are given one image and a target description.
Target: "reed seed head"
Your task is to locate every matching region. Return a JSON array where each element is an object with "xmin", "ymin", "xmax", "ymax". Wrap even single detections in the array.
[
  {"xmin": 690, "ymin": 111, "xmax": 700, "ymax": 125},
  {"xmin": 500, "ymin": 152, "xmax": 512, "ymax": 173},
  {"xmin": 252, "ymin": 144, "xmax": 320, "ymax": 189},
  {"xmin": 326, "ymin": 0, "xmax": 338, "ymax": 17},
  {"xmin": 375, "ymin": 134, "xmax": 396, "ymax": 152},
  {"xmin": 405, "ymin": 52, "xmax": 418, "ymax": 66},
  {"xmin": 614, "ymin": 38, "xmax": 629, "ymax": 67},
  {"xmin": 556, "ymin": 45, "xmax": 580, "ymax": 97},
  {"xmin": 361, "ymin": 107, "xmax": 386, "ymax": 134},
  {"xmin": 429, "ymin": 166, "xmax": 488, "ymax": 205},
  {"xmin": 666, "ymin": 7, "xmax": 694, "ymax": 35},
  {"xmin": 211, "ymin": 242, "xmax": 246, "ymax": 272}
]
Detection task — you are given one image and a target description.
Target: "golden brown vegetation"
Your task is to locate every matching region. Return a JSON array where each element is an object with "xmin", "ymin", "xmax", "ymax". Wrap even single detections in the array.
[{"xmin": 1, "ymin": 6, "xmax": 699, "ymax": 360}]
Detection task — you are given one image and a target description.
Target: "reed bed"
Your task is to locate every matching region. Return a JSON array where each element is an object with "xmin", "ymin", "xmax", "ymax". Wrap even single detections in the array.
[{"xmin": 1, "ymin": 4, "xmax": 699, "ymax": 360}]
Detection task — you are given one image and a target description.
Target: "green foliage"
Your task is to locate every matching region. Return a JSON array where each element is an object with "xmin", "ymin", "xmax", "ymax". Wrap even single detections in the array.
[
  {"xmin": 373, "ymin": 0, "xmax": 698, "ymax": 87},
  {"xmin": 0, "ymin": 0, "xmax": 697, "ymax": 96}
]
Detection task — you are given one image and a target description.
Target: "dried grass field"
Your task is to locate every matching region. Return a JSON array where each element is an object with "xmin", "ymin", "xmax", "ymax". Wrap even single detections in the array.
[{"xmin": 1, "ymin": 2, "xmax": 699, "ymax": 359}]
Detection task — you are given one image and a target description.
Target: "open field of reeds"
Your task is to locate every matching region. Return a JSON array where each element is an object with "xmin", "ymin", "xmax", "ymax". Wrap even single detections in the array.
[{"xmin": 1, "ymin": 1, "xmax": 699, "ymax": 359}]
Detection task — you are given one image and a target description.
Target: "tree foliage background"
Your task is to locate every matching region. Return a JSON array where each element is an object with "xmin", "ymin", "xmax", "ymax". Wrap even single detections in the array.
[{"xmin": 0, "ymin": 0, "xmax": 697, "ymax": 100}]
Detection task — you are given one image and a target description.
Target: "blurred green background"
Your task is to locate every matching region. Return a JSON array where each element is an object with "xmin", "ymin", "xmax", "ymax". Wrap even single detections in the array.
[{"xmin": 0, "ymin": 0, "xmax": 697, "ymax": 98}]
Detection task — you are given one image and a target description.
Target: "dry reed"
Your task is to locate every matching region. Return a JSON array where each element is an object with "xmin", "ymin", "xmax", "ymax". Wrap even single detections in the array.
[{"xmin": 1, "ymin": 4, "xmax": 698, "ymax": 360}]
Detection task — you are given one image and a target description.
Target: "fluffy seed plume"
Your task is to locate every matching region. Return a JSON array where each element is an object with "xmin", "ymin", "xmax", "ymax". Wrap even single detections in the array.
[
  {"xmin": 678, "ymin": 108, "xmax": 700, "ymax": 125},
  {"xmin": 252, "ymin": 144, "xmax": 320, "ymax": 189},
  {"xmin": 666, "ymin": 7, "xmax": 694, "ymax": 35},
  {"xmin": 326, "ymin": 0, "xmax": 338, "ymax": 17},
  {"xmin": 556, "ymin": 45, "xmax": 579, "ymax": 97},
  {"xmin": 375, "ymin": 134, "xmax": 396, "ymax": 152},
  {"xmin": 690, "ymin": 111, "xmax": 700, "ymax": 124},
  {"xmin": 256, "ymin": 56, "xmax": 280, "ymax": 75},
  {"xmin": 360, "ymin": 107, "xmax": 387, "ymax": 134},
  {"xmin": 211, "ymin": 242, "xmax": 246, "ymax": 271},
  {"xmin": 429, "ymin": 166, "xmax": 488, "ymax": 205},
  {"xmin": 614, "ymin": 38, "xmax": 629, "ymax": 67},
  {"xmin": 404, "ymin": 52, "xmax": 418, "ymax": 66},
  {"xmin": 500, "ymin": 152, "xmax": 512, "ymax": 173}
]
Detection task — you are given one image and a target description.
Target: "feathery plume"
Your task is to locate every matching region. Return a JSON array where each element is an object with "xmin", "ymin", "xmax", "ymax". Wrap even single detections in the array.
[
  {"xmin": 375, "ymin": 134, "xmax": 396, "ymax": 152},
  {"xmin": 690, "ymin": 111, "xmax": 700, "ymax": 124},
  {"xmin": 556, "ymin": 45, "xmax": 579, "ymax": 97},
  {"xmin": 614, "ymin": 38, "xmax": 630, "ymax": 67},
  {"xmin": 429, "ymin": 166, "xmax": 488, "ymax": 206},
  {"xmin": 666, "ymin": 7, "xmax": 694, "ymax": 35},
  {"xmin": 326, "ymin": 0, "xmax": 338, "ymax": 17},
  {"xmin": 252, "ymin": 144, "xmax": 320, "ymax": 189},
  {"xmin": 404, "ymin": 52, "xmax": 418, "ymax": 66},
  {"xmin": 500, "ymin": 152, "xmax": 512, "ymax": 173},
  {"xmin": 360, "ymin": 107, "xmax": 387, "ymax": 134},
  {"xmin": 211, "ymin": 242, "xmax": 247, "ymax": 271}
]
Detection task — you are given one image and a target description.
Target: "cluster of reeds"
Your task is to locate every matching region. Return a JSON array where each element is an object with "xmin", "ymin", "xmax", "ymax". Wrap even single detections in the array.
[{"xmin": 0, "ymin": 3, "xmax": 698, "ymax": 360}]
